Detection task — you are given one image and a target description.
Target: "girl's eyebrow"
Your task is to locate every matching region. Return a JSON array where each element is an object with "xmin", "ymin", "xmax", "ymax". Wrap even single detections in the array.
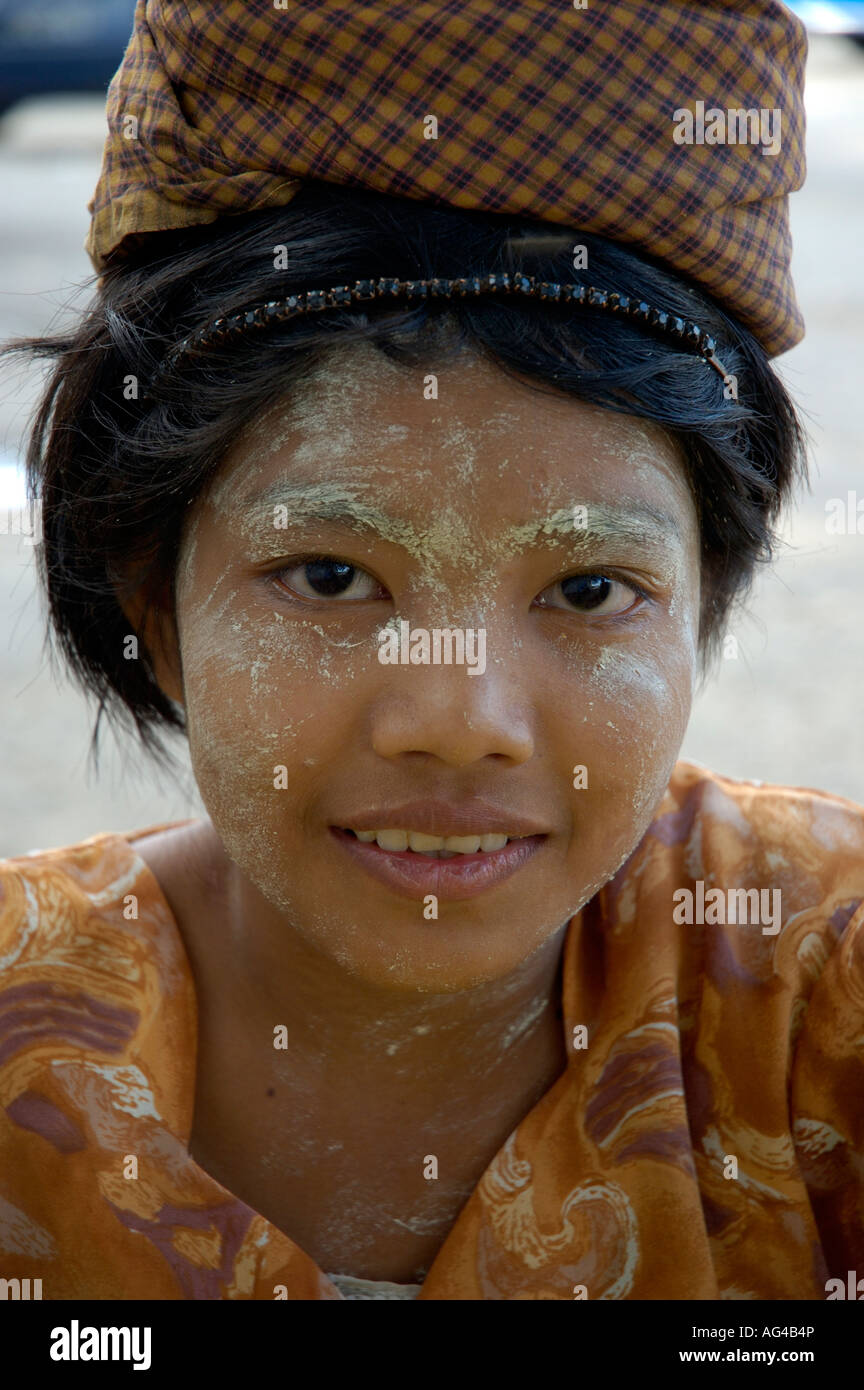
[
  {"xmin": 238, "ymin": 482, "xmax": 683, "ymax": 551},
  {"xmin": 240, "ymin": 483, "xmax": 405, "ymax": 535},
  {"xmin": 502, "ymin": 503, "xmax": 683, "ymax": 550}
]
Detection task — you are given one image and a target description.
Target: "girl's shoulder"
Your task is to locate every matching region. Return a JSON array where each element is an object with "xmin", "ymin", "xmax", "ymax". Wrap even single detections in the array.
[
  {"xmin": 664, "ymin": 759, "xmax": 864, "ymax": 881},
  {"xmin": 0, "ymin": 825, "xmax": 200, "ymax": 1295},
  {"xmin": 600, "ymin": 761, "xmax": 864, "ymax": 981},
  {"xmin": 0, "ymin": 822, "xmax": 194, "ymax": 1005}
]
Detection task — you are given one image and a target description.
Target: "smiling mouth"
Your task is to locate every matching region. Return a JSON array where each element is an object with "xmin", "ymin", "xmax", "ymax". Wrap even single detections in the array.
[
  {"xmin": 337, "ymin": 828, "xmax": 535, "ymax": 858},
  {"xmin": 330, "ymin": 826, "xmax": 547, "ymax": 901}
]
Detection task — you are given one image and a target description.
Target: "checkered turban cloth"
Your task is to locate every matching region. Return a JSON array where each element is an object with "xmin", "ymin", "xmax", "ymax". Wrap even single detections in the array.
[{"xmin": 85, "ymin": 0, "xmax": 807, "ymax": 356}]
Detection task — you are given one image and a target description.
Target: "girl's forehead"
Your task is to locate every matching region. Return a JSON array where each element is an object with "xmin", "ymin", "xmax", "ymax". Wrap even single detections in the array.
[
  {"xmin": 209, "ymin": 339, "xmax": 690, "ymax": 514},
  {"xmin": 176, "ymin": 341, "xmax": 700, "ymax": 616}
]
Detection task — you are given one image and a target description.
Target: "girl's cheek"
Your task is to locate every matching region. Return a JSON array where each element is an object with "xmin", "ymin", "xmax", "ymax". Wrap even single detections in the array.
[
  {"xmin": 554, "ymin": 615, "xmax": 696, "ymax": 823},
  {"xmin": 177, "ymin": 593, "xmax": 383, "ymax": 918},
  {"xmin": 178, "ymin": 594, "xmax": 369, "ymax": 830},
  {"xmin": 542, "ymin": 647, "xmax": 691, "ymax": 908}
]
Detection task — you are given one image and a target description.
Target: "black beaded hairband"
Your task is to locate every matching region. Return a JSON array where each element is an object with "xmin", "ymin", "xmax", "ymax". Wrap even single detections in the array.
[{"xmin": 145, "ymin": 273, "xmax": 738, "ymax": 400}]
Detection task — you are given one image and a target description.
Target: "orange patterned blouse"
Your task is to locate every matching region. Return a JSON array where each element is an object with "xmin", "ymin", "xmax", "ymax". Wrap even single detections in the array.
[{"xmin": 1, "ymin": 761, "xmax": 863, "ymax": 1300}]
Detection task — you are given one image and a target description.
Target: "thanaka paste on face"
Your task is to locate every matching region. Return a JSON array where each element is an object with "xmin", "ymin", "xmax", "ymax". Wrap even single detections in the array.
[{"xmin": 171, "ymin": 341, "xmax": 700, "ymax": 993}]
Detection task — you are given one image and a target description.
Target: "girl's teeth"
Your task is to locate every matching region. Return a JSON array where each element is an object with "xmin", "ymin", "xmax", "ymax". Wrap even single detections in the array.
[
  {"xmin": 350, "ymin": 829, "xmax": 513, "ymax": 854},
  {"xmin": 375, "ymin": 829, "xmax": 408, "ymax": 852},
  {"xmin": 434, "ymin": 835, "xmax": 481, "ymax": 854},
  {"xmin": 408, "ymin": 831, "xmax": 445, "ymax": 852},
  {"xmin": 479, "ymin": 833, "xmax": 510, "ymax": 852}
]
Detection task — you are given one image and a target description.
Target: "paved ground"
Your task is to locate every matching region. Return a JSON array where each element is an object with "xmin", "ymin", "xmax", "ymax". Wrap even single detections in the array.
[{"xmin": 1, "ymin": 37, "xmax": 863, "ymax": 858}]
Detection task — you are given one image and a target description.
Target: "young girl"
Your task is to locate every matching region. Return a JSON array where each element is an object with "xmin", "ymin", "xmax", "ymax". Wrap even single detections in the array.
[{"xmin": 1, "ymin": 0, "xmax": 862, "ymax": 1302}]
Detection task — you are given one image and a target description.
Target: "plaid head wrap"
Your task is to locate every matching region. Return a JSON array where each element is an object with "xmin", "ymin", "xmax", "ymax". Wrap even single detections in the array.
[{"xmin": 85, "ymin": 0, "xmax": 807, "ymax": 357}]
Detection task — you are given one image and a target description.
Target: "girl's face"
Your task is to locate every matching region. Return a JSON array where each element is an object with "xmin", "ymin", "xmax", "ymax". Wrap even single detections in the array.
[{"xmin": 168, "ymin": 341, "xmax": 701, "ymax": 991}]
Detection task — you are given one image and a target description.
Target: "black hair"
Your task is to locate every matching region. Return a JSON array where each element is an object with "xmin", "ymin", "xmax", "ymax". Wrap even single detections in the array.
[{"xmin": 1, "ymin": 180, "xmax": 808, "ymax": 764}]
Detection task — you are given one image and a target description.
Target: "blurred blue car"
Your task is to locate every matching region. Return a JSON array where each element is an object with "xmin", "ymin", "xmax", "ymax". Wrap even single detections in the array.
[
  {"xmin": 0, "ymin": 0, "xmax": 136, "ymax": 118},
  {"xmin": 786, "ymin": 1, "xmax": 864, "ymax": 32},
  {"xmin": 0, "ymin": 0, "xmax": 863, "ymax": 124}
]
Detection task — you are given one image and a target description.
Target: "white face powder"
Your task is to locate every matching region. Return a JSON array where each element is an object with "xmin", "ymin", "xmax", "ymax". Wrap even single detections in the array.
[{"xmin": 170, "ymin": 339, "xmax": 700, "ymax": 993}]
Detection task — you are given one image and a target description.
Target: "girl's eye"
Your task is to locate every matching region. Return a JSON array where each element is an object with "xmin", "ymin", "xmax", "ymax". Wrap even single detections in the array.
[
  {"xmin": 271, "ymin": 556, "xmax": 387, "ymax": 602},
  {"xmin": 535, "ymin": 573, "xmax": 644, "ymax": 617}
]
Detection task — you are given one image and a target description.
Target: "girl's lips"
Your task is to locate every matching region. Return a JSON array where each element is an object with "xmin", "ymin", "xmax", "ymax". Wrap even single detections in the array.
[{"xmin": 330, "ymin": 826, "xmax": 546, "ymax": 901}]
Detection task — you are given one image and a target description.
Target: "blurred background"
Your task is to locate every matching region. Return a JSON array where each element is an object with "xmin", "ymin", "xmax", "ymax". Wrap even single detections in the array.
[{"xmin": 0, "ymin": 2, "xmax": 862, "ymax": 857}]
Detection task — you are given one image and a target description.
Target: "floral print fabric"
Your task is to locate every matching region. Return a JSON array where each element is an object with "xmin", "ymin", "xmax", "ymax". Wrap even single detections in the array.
[{"xmin": 1, "ymin": 761, "xmax": 863, "ymax": 1299}]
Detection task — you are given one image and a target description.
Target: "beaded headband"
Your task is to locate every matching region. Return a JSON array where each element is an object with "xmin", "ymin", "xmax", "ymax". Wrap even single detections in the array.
[{"xmin": 145, "ymin": 273, "xmax": 738, "ymax": 400}]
